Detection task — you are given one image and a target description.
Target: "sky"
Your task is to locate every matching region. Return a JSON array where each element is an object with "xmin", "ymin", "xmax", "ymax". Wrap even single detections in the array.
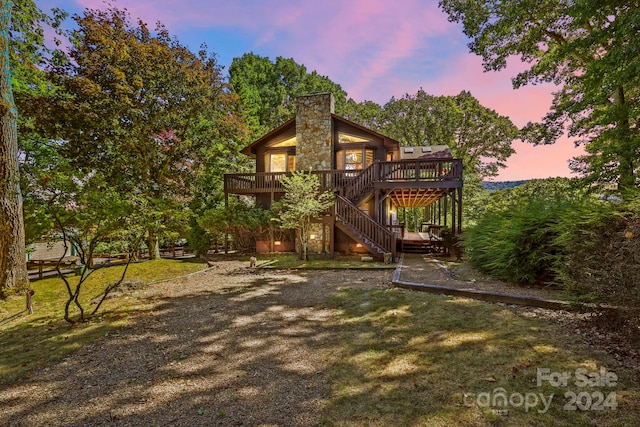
[{"xmin": 39, "ymin": 0, "xmax": 584, "ymax": 181}]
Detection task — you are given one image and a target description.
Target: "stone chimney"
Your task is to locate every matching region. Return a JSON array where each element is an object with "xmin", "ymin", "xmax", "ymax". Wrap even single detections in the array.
[{"xmin": 295, "ymin": 93, "xmax": 334, "ymax": 171}]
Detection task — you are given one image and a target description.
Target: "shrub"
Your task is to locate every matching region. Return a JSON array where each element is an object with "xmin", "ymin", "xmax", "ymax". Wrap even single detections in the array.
[
  {"xmin": 464, "ymin": 198, "xmax": 573, "ymax": 285},
  {"xmin": 553, "ymin": 196, "xmax": 640, "ymax": 340},
  {"xmin": 556, "ymin": 197, "xmax": 640, "ymax": 304},
  {"xmin": 463, "ymin": 178, "xmax": 587, "ymax": 286}
]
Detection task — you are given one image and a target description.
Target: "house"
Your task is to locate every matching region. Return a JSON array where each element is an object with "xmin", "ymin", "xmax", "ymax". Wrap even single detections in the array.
[{"xmin": 223, "ymin": 93, "xmax": 463, "ymax": 260}]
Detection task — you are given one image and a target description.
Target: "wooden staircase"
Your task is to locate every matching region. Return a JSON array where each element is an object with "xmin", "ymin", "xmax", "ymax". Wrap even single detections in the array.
[
  {"xmin": 343, "ymin": 163, "xmax": 377, "ymax": 205},
  {"xmin": 335, "ymin": 195, "xmax": 395, "ymax": 261}
]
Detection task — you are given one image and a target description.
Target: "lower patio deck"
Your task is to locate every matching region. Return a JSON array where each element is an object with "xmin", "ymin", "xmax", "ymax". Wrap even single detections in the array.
[{"xmin": 398, "ymin": 229, "xmax": 444, "ymax": 254}]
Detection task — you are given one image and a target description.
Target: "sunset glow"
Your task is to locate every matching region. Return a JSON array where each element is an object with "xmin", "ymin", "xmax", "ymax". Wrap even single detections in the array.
[{"xmin": 42, "ymin": 0, "xmax": 585, "ymax": 180}]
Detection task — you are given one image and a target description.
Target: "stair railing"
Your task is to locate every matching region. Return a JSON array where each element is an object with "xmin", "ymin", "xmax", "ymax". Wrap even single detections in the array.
[
  {"xmin": 335, "ymin": 195, "xmax": 395, "ymax": 256},
  {"xmin": 343, "ymin": 162, "xmax": 378, "ymax": 202}
]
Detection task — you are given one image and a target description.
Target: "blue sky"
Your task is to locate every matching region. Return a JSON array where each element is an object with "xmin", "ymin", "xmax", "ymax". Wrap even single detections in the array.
[{"xmin": 38, "ymin": 0, "xmax": 584, "ymax": 181}]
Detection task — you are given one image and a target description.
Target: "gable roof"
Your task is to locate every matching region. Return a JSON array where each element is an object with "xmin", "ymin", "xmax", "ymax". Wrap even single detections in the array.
[
  {"xmin": 331, "ymin": 114, "xmax": 400, "ymax": 148},
  {"xmin": 240, "ymin": 118, "xmax": 296, "ymax": 157},
  {"xmin": 239, "ymin": 115, "xmax": 400, "ymax": 157}
]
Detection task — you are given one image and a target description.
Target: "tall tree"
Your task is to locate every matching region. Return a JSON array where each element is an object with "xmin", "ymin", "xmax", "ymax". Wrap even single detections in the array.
[
  {"xmin": 451, "ymin": 90, "xmax": 518, "ymax": 179},
  {"xmin": 381, "ymin": 89, "xmax": 457, "ymax": 147},
  {"xmin": 34, "ymin": 7, "xmax": 245, "ymax": 259},
  {"xmin": 229, "ymin": 53, "xmax": 348, "ymax": 140},
  {"xmin": 342, "ymin": 98, "xmax": 384, "ymax": 132},
  {"xmin": 1, "ymin": 0, "xmax": 29, "ymax": 293},
  {"xmin": 440, "ymin": 0, "xmax": 640, "ymax": 196},
  {"xmin": 380, "ymin": 89, "xmax": 517, "ymax": 179}
]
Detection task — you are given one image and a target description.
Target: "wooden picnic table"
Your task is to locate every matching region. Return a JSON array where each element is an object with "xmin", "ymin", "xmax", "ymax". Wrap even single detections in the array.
[{"xmin": 27, "ymin": 258, "xmax": 79, "ymax": 279}]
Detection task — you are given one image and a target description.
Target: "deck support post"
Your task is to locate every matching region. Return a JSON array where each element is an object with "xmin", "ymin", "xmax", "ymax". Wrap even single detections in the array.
[
  {"xmin": 451, "ymin": 192, "xmax": 457, "ymax": 236},
  {"xmin": 224, "ymin": 193, "xmax": 229, "ymax": 254},
  {"xmin": 444, "ymin": 195, "xmax": 448, "ymax": 228},
  {"xmin": 457, "ymin": 187, "xmax": 463, "ymax": 234}
]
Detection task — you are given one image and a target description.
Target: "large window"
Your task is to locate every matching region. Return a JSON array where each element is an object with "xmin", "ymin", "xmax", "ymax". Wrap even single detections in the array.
[
  {"xmin": 271, "ymin": 136, "xmax": 296, "ymax": 147},
  {"xmin": 338, "ymin": 132, "xmax": 372, "ymax": 144},
  {"xmin": 337, "ymin": 148, "xmax": 374, "ymax": 170},
  {"xmin": 265, "ymin": 153, "xmax": 295, "ymax": 172}
]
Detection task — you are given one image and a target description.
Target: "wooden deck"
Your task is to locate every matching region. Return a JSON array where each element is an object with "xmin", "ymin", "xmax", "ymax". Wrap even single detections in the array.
[
  {"xmin": 400, "ymin": 230, "xmax": 444, "ymax": 254},
  {"xmin": 224, "ymin": 159, "xmax": 463, "ymax": 196}
]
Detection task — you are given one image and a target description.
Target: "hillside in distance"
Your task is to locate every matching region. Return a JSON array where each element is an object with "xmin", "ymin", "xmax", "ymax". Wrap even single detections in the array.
[{"xmin": 481, "ymin": 180, "xmax": 528, "ymax": 191}]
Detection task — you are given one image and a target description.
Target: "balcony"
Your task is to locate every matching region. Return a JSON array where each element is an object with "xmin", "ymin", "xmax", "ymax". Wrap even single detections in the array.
[{"xmin": 224, "ymin": 159, "xmax": 463, "ymax": 196}]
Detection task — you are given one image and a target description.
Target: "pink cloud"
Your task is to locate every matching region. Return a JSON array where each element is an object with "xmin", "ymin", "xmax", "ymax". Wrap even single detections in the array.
[
  {"xmin": 372, "ymin": 53, "xmax": 585, "ymax": 180},
  {"xmin": 68, "ymin": 0, "xmax": 583, "ymax": 180}
]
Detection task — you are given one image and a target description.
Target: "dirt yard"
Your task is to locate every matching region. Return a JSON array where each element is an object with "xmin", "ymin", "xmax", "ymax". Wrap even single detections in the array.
[
  {"xmin": 1, "ymin": 258, "xmax": 637, "ymax": 426},
  {"xmin": 0, "ymin": 261, "xmax": 391, "ymax": 427}
]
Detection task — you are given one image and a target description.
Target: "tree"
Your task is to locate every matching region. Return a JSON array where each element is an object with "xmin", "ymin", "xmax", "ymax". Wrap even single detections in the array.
[
  {"xmin": 229, "ymin": 53, "xmax": 348, "ymax": 140},
  {"xmin": 342, "ymin": 98, "xmax": 383, "ymax": 130},
  {"xmin": 33, "ymin": 7, "xmax": 245, "ymax": 259},
  {"xmin": 41, "ymin": 165, "xmax": 143, "ymax": 323},
  {"xmin": 450, "ymin": 90, "xmax": 518, "ymax": 179},
  {"xmin": 0, "ymin": 0, "xmax": 27, "ymax": 294},
  {"xmin": 273, "ymin": 171, "xmax": 334, "ymax": 261},
  {"xmin": 198, "ymin": 197, "xmax": 272, "ymax": 254},
  {"xmin": 381, "ymin": 89, "xmax": 457, "ymax": 148},
  {"xmin": 439, "ymin": 0, "xmax": 640, "ymax": 196},
  {"xmin": 380, "ymin": 89, "xmax": 517, "ymax": 180}
]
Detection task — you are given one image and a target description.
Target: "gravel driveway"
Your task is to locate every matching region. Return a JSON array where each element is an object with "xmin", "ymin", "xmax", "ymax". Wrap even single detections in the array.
[{"xmin": 0, "ymin": 261, "xmax": 391, "ymax": 427}]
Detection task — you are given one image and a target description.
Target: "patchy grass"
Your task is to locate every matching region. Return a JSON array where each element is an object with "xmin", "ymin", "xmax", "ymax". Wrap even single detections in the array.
[
  {"xmin": 321, "ymin": 287, "xmax": 640, "ymax": 426},
  {"xmin": 443, "ymin": 258, "xmax": 497, "ymax": 282},
  {"xmin": 0, "ymin": 259, "xmax": 207, "ymax": 385},
  {"xmin": 254, "ymin": 254, "xmax": 395, "ymax": 269}
]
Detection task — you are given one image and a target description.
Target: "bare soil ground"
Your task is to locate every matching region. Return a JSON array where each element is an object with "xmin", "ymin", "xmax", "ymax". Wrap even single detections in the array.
[
  {"xmin": 0, "ymin": 261, "xmax": 390, "ymax": 427},
  {"xmin": 0, "ymin": 258, "xmax": 637, "ymax": 426}
]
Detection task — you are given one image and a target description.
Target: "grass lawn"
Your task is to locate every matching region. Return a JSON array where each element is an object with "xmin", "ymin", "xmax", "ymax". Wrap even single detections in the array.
[
  {"xmin": 0, "ymin": 258, "xmax": 207, "ymax": 385},
  {"xmin": 254, "ymin": 254, "xmax": 396, "ymax": 269},
  {"xmin": 321, "ymin": 287, "xmax": 639, "ymax": 426}
]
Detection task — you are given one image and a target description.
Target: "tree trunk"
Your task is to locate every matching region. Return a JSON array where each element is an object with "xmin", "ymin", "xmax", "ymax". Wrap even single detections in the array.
[
  {"xmin": 614, "ymin": 86, "xmax": 636, "ymax": 197},
  {"xmin": 147, "ymin": 229, "xmax": 161, "ymax": 260},
  {"xmin": 0, "ymin": 2, "xmax": 29, "ymax": 293}
]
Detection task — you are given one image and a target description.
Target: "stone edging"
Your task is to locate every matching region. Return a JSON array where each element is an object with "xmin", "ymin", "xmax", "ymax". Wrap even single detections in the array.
[{"xmin": 392, "ymin": 254, "xmax": 575, "ymax": 311}]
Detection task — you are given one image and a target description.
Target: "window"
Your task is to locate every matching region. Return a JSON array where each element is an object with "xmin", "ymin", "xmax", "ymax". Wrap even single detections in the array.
[
  {"xmin": 265, "ymin": 153, "xmax": 295, "ymax": 172},
  {"xmin": 345, "ymin": 149, "xmax": 362, "ymax": 170},
  {"xmin": 270, "ymin": 153, "xmax": 286, "ymax": 172},
  {"xmin": 337, "ymin": 148, "xmax": 374, "ymax": 170},
  {"xmin": 271, "ymin": 136, "xmax": 296, "ymax": 147},
  {"xmin": 338, "ymin": 132, "xmax": 372, "ymax": 144}
]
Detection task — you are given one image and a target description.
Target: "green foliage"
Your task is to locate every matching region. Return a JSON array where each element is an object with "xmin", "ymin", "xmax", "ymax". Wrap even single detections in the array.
[
  {"xmin": 198, "ymin": 197, "xmax": 272, "ymax": 253},
  {"xmin": 482, "ymin": 177, "xmax": 584, "ymax": 215},
  {"xmin": 463, "ymin": 178, "xmax": 587, "ymax": 285},
  {"xmin": 229, "ymin": 53, "xmax": 347, "ymax": 140},
  {"xmin": 439, "ymin": 0, "xmax": 640, "ymax": 195},
  {"xmin": 342, "ymin": 98, "xmax": 383, "ymax": 130},
  {"xmin": 272, "ymin": 172, "xmax": 334, "ymax": 260},
  {"xmin": 380, "ymin": 89, "xmax": 518, "ymax": 180},
  {"xmin": 186, "ymin": 219, "xmax": 212, "ymax": 258},
  {"xmin": 381, "ymin": 89, "xmax": 458, "ymax": 147},
  {"xmin": 21, "ymin": 6, "xmax": 246, "ymax": 259},
  {"xmin": 9, "ymin": 0, "xmax": 66, "ymax": 97},
  {"xmin": 556, "ymin": 197, "xmax": 640, "ymax": 302},
  {"xmin": 27, "ymin": 158, "xmax": 145, "ymax": 322}
]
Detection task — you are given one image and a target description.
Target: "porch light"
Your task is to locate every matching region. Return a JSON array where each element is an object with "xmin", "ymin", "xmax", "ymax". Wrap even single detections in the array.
[
  {"xmin": 274, "ymin": 241, "xmax": 282, "ymax": 246},
  {"xmin": 310, "ymin": 234, "xmax": 317, "ymax": 240},
  {"xmin": 355, "ymin": 243, "xmax": 363, "ymax": 248}
]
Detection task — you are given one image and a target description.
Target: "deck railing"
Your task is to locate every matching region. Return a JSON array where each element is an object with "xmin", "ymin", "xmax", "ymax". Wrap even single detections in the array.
[
  {"xmin": 224, "ymin": 159, "xmax": 462, "ymax": 195},
  {"xmin": 335, "ymin": 195, "xmax": 395, "ymax": 255},
  {"xmin": 343, "ymin": 162, "xmax": 377, "ymax": 202},
  {"xmin": 378, "ymin": 159, "xmax": 462, "ymax": 182}
]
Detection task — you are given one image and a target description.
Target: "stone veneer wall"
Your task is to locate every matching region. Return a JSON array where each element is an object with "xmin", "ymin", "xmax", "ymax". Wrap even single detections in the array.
[{"xmin": 295, "ymin": 93, "xmax": 334, "ymax": 171}]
